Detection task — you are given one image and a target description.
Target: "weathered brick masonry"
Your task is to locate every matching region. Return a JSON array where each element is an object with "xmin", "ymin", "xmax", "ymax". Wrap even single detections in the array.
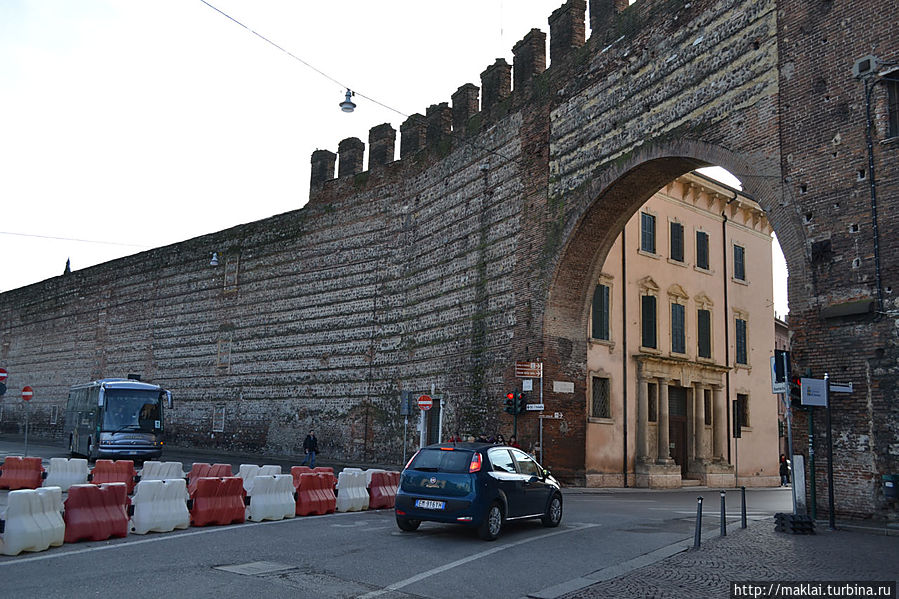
[{"xmin": 0, "ymin": 0, "xmax": 896, "ymax": 518}]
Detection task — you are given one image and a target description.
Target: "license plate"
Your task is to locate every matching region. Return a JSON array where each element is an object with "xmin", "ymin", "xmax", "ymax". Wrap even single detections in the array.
[{"xmin": 415, "ymin": 499, "xmax": 445, "ymax": 510}]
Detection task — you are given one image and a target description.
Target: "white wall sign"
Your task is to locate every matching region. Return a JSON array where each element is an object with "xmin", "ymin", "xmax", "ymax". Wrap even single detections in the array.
[{"xmin": 553, "ymin": 381, "xmax": 575, "ymax": 393}]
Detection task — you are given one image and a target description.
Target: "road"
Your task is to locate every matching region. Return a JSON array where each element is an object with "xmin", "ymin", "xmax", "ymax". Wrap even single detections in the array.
[{"xmin": 1, "ymin": 437, "xmax": 792, "ymax": 599}]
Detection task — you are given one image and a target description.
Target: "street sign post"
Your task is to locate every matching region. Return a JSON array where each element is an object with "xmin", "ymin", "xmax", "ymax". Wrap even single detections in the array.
[
  {"xmin": 22, "ymin": 385, "xmax": 33, "ymax": 457},
  {"xmin": 514, "ymin": 361, "xmax": 543, "ymax": 378},
  {"xmin": 801, "ymin": 378, "xmax": 827, "ymax": 407}
]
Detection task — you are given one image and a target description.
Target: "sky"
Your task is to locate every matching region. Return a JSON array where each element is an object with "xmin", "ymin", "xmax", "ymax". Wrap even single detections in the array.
[{"xmin": 0, "ymin": 0, "xmax": 788, "ymax": 314}]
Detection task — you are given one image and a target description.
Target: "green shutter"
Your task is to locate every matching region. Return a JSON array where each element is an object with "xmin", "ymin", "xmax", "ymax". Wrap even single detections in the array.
[{"xmin": 642, "ymin": 295, "xmax": 657, "ymax": 348}]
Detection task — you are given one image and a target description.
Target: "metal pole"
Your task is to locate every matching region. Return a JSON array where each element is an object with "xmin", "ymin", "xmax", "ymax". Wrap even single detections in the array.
[
  {"xmin": 402, "ymin": 414, "xmax": 408, "ymax": 467},
  {"xmin": 741, "ymin": 486, "xmax": 747, "ymax": 529},
  {"xmin": 693, "ymin": 496, "xmax": 703, "ymax": 549},
  {"xmin": 24, "ymin": 402, "xmax": 29, "ymax": 457},
  {"xmin": 782, "ymin": 393, "xmax": 798, "ymax": 515},
  {"xmin": 825, "ymin": 373, "xmax": 836, "ymax": 530},
  {"xmin": 808, "ymin": 407, "xmax": 817, "ymax": 520},
  {"xmin": 719, "ymin": 490, "xmax": 726, "ymax": 536},
  {"xmin": 539, "ymin": 370, "xmax": 544, "ymax": 464}
]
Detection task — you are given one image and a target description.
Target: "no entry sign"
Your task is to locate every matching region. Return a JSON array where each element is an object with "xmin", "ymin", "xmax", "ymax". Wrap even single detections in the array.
[
  {"xmin": 0, "ymin": 368, "xmax": 7, "ymax": 382},
  {"xmin": 417, "ymin": 395, "xmax": 433, "ymax": 411},
  {"xmin": 22, "ymin": 386, "xmax": 34, "ymax": 402}
]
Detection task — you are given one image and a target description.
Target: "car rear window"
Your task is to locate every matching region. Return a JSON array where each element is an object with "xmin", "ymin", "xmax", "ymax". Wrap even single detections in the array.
[{"xmin": 408, "ymin": 448, "xmax": 473, "ymax": 473}]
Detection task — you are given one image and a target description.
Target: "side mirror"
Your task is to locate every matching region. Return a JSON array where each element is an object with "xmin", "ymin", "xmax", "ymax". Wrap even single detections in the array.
[
  {"xmin": 542, "ymin": 468, "xmax": 551, "ymax": 479},
  {"xmin": 165, "ymin": 390, "xmax": 173, "ymax": 410}
]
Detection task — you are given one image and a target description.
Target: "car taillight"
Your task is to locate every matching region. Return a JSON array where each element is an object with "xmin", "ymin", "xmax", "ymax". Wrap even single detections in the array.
[{"xmin": 469, "ymin": 452, "xmax": 482, "ymax": 473}]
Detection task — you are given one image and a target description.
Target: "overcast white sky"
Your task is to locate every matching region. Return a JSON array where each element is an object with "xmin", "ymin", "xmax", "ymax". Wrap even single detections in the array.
[{"xmin": 0, "ymin": 0, "xmax": 788, "ymax": 314}]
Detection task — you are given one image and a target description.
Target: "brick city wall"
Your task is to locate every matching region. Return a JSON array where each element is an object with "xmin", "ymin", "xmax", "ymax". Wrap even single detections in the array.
[{"xmin": 0, "ymin": 0, "xmax": 896, "ymax": 518}]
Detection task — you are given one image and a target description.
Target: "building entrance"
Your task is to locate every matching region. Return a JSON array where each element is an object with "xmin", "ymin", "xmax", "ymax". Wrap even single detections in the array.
[{"xmin": 668, "ymin": 386, "xmax": 688, "ymax": 476}]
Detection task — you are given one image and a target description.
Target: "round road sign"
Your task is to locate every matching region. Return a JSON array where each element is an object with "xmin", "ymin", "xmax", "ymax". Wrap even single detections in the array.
[
  {"xmin": 0, "ymin": 368, "xmax": 7, "ymax": 382},
  {"xmin": 22, "ymin": 386, "xmax": 34, "ymax": 402},
  {"xmin": 417, "ymin": 395, "xmax": 433, "ymax": 411}
]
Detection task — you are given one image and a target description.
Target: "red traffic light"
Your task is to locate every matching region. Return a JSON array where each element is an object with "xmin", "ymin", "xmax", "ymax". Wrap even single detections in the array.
[{"xmin": 506, "ymin": 392, "xmax": 515, "ymax": 400}]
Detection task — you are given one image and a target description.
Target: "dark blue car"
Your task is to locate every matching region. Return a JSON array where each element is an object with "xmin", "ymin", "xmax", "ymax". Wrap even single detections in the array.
[{"xmin": 394, "ymin": 442, "xmax": 563, "ymax": 540}]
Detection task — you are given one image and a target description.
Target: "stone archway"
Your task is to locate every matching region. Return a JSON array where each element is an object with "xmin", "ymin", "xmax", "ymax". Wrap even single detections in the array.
[{"xmin": 538, "ymin": 141, "xmax": 802, "ymax": 483}]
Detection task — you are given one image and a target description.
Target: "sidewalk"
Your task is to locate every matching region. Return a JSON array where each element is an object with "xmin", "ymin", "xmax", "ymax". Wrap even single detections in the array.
[{"xmin": 553, "ymin": 519, "xmax": 898, "ymax": 599}]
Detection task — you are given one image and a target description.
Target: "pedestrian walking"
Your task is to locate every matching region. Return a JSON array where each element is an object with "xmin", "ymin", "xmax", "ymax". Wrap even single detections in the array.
[
  {"xmin": 779, "ymin": 453, "xmax": 790, "ymax": 486},
  {"xmin": 302, "ymin": 430, "xmax": 319, "ymax": 468}
]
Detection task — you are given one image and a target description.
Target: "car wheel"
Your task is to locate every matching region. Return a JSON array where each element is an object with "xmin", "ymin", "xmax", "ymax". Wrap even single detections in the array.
[
  {"xmin": 396, "ymin": 516, "xmax": 421, "ymax": 532},
  {"xmin": 478, "ymin": 502, "xmax": 503, "ymax": 541},
  {"xmin": 542, "ymin": 494, "xmax": 563, "ymax": 527}
]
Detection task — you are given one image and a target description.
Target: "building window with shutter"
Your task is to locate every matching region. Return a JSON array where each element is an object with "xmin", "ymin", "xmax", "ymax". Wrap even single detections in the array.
[
  {"xmin": 641, "ymin": 212, "xmax": 656, "ymax": 254},
  {"xmin": 591, "ymin": 376, "xmax": 611, "ymax": 419},
  {"xmin": 733, "ymin": 244, "xmax": 746, "ymax": 281},
  {"xmin": 887, "ymin": 78, "xmax": 899, "ymax": 139},
  {"xmin": 737, "ymin": 393, "xmax": 750, "ymax": 428},
  {"xmin": 671, "ymin": 303, "xmax": 685, "ymax": 354},
  {"xmin": 697, "ymin": 309, "xmax": 712, "ymax": 359},
  {"xmin": 591, "ymin": 283, "xmax": 610, "ymax": 341},
  {"xmin": 735, "ymin": 317, "xmax": 748, "ymax": 365},
  {"xmin": 696, "ymin": 230, "xmax": 710, "ymax": 270},
  {"xmin": 641, "ymin": 294, "xmax": 657, "ymax": 349},
  {"xmin": 670, "ymin": 221, "xmax": 684, "ymax": 262}
]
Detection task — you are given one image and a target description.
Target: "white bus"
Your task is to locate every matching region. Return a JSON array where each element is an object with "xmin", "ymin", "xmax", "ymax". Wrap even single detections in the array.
[{"xmin": 64, "ymin": 377, "xmax": 172, "ymax": 461}]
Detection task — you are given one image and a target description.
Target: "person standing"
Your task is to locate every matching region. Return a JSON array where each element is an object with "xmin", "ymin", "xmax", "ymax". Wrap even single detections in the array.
[{"xmin": 302, "ymin": 430, "xmax": 319, "ymax": 468}]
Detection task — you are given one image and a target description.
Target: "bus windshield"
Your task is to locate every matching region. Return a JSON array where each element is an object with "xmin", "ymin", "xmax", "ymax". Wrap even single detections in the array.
[{"xmin": 102, "ymin": 389, "xmax": 162, "ymax": 432}]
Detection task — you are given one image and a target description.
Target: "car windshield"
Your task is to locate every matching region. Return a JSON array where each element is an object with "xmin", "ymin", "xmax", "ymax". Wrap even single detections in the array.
[
  {"xmin": 102, "ymin": 389, "xmax": 162, "ymax": 432},
  {"xmin": 408, "ymin": 448, "xmax": 473, "ymax": 473}
]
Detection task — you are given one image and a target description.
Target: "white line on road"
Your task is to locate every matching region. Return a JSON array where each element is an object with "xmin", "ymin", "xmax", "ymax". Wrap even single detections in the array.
[
  {"xmin": 357, "ymin": 523, "xmax": 600, "ymax": 599},
  {"xmin": 0, "ymin": 509, "xmax": 367, "ymax": 568}
]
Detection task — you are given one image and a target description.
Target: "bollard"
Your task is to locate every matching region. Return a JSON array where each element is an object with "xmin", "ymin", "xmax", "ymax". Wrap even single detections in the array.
[
  {"xmin": 693, "ymin": 496, "xmax": 703, "ymax": 549},
  {"xmin": 720, "ymin": 490, "xmax": 727, "ymax": 537},
  {"xmin": 741, "ymin": 486, "xmax": 747, "ymax": 529}
]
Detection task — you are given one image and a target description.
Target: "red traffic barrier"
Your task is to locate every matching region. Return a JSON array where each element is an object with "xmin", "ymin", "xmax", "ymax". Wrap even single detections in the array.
[
  {"xmin": 318, "ymin": 473, "xmax": 336, "ymax": 514},
  {"xmin": 187, "ymin": 463, "xmax": 233, "ymax": 495},
  {"xmin": 368, "ymin": 471, "xmax": 396, "ymax": 510},
  {"xmin": 291, "ymin": 466, "xmax": 313, "ymax": 478},
  {"xmin": 0, "ymin": 456, "xmax": 45, "ymax": 490},
  {"xmin": 190, "ymin": 477, "xmax": 246, "ymax": 527},
  {"xmin": 295, "ymin": 473, "xmax": 325, "ymax": 516},
  {"xmin": 90, "ymin": 460, "xmax": 137, "ymax": 494},
  {"xmin": 313, "ymin": 467, "xmax": 334, "ymax": 474},
  {"xmin": 64, "ymin": 483, "xmax": 130, "ymax": 543}
]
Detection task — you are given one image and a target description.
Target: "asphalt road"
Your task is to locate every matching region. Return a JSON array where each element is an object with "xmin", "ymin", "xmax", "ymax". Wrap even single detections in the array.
[{"xmin": 1, "ymin": 437, "xmax": 793, "ymax": 599}]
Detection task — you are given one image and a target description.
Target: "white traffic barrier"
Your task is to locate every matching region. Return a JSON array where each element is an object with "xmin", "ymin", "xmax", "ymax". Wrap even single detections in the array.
[
  {"xmin": 0, "ymin": 487, "xmax": 65, "ymax": 556},
  {"xmin": 247, "ymin": 475, "xmax": 295, "ymax": 522},
  {"xmin": 336, "ymin": 470, "xmax": 368, "ymax": 512},
  {"xmin": 140, "ymin": 461, "xmax": 185, "ymax": 481},
  {"xmin": 238, "ymin": 464, "xmax": 282, "ymax": 493},
  {"xmin": 130, "ymin": 478, "xmax": 191, "ymax": 535},
  {"xmin": 43, "ymin": 458, "xmax": 89, "ymax": 491}
]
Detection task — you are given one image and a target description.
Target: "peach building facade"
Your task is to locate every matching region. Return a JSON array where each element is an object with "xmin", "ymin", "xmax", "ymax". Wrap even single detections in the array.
[{"xmin": 585, "ymin": 172, "xmax": 779, "ymax": 488}]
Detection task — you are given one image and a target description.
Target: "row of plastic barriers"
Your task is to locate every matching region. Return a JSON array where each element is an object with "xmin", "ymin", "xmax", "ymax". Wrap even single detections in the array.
[{"xmin": 0, "ymin": 456, "xmax": 401, "ymax": 556}]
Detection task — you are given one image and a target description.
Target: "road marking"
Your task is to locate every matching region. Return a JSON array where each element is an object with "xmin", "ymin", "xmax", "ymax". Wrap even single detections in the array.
[
  {"xmin": 357, "ymin": 523, "xmax": 599, "ymax": 599},
  {"xmin": 0, "ymin": 510, "xmax": 363, "ymax": 567}
]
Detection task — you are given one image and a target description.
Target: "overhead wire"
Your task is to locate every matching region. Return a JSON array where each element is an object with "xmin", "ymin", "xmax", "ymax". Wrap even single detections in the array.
[
  {"xmin": 0, "ymin": 231, "xmax": 152, "ymax": 249},
  {"xmin": 197, "ymin": 0, "xmax": 522, "ymax": 167}
]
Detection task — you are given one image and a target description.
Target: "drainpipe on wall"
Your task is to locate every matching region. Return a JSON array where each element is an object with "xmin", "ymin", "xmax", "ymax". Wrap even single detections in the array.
[
  {"xmin": 621, "ymin": 227, "xmax": 629, "ymax": 487},
  {"xmin": 722, "ymin": 193, "xmax": 737, "ymax": 466}
]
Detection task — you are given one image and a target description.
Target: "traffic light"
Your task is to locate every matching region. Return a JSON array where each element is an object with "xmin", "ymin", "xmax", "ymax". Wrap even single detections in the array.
[
  {"xmin": 504, "ymin": 392, "xmax": 516, "ymax": 414},
  {"xmin": 515, "ymin": 392, "xmax": 526, "ymax": 414},
  {"xmin": 789, "ymin": 375, "xmax": 802, "ymax": 408}
]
